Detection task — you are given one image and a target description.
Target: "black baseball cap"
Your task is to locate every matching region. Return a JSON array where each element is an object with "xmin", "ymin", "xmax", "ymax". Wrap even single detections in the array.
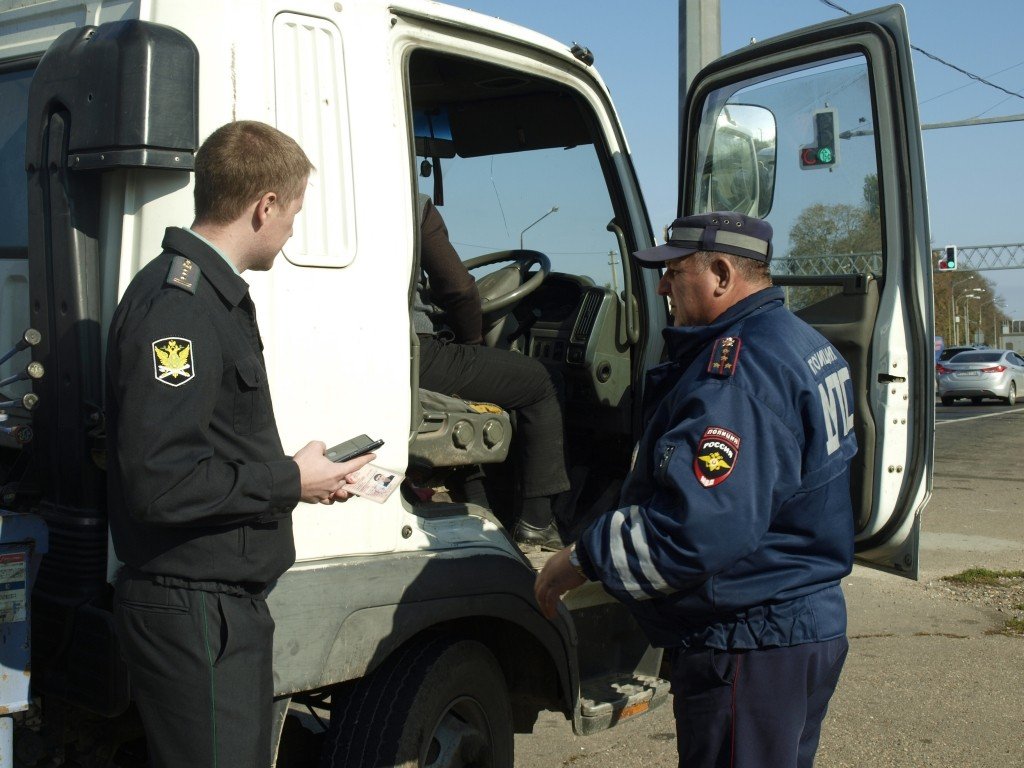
[{"xmin": 633, "ymin": 211, "xmax": 773, "ymax": 267}]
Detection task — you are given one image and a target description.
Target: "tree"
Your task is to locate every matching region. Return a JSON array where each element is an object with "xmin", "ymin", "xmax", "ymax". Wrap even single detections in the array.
[{"xmin": 778, "ymin": 175, "xmax": 882, "ymax": 310}]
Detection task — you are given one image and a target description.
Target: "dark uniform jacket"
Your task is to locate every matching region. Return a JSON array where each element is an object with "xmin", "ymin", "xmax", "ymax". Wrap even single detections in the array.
[
  {"xmin": 575, "ymin": 287, "xmax": 857, "ymax": 650},
  {"xmin": 107, "ymin": 228, "xmax": 300, "ymax": 587}
]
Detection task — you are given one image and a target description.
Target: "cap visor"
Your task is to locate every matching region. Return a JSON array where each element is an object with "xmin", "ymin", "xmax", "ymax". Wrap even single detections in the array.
[{"xmin": 632, "ymin": 242, "xmax": 698, "ymax": 267}]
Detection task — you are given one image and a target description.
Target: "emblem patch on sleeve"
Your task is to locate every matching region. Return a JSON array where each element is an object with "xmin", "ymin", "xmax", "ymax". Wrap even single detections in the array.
[
  {"xmin": 152, "ymin": 337, "xmax": 194, "ymax": 386},
  {"xmin": 693, "ymin": 426, "xmax": 741, "ymax": 487}
]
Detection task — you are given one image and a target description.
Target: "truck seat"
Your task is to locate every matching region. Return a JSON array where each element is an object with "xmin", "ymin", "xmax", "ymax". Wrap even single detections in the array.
[{"xmin": 409, "ymin": 389, "xmax": 511, "ymax": 471}]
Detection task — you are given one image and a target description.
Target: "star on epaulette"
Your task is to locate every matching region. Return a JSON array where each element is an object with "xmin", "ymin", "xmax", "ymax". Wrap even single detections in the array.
[
  {"xmin": 166, "ymin": 255, "xmax": 201, "ymax": 294},
  {"xmin": 707, "ymin": 336, "xmax": 742, "ymax": 377}
]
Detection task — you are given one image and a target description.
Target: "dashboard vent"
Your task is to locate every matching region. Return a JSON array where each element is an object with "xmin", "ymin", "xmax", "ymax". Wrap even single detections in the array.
[{"xmin": 570, "ymin": 290, "xmax": 602, "ymax": 344}]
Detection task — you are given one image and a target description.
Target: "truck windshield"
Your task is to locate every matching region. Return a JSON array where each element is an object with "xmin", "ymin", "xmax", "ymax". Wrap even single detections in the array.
[
  {"xmin": 410, "ymin": 50, "xmax": 624, "ymax": 291},
  {"xmin": 0, "ymin": 64, "xmax": 32, "ymax": 260}
]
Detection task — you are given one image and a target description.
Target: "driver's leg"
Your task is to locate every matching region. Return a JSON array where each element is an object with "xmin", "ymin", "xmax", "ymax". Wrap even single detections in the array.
[{"xmin": 420, "ymin": 337, "xmax": 569, "ymax": 547}]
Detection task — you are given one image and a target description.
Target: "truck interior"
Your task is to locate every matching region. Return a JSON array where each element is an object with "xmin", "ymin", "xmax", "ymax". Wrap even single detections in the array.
[{"xmin": 405, "ymin": 48, "xmax": 648, "ymax": 540}]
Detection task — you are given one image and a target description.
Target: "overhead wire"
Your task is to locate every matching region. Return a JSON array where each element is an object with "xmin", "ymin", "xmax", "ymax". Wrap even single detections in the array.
[
  {"xmin": 817, "ymin": 0, "xmax": 1024, "ymax": 102},
  {"xmin": 919, "ymin": 60, "xmax": 1024, "ymax": 105}
]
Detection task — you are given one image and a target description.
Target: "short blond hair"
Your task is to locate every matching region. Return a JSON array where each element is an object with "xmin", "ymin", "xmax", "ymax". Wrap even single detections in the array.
[{"xmin": 194, "ymin": 121, "xmax": 314, "ymax": 224}]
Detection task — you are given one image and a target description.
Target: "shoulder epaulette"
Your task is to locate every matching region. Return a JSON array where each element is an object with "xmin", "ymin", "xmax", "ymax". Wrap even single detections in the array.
[
  {"xmin": 707, "ymin": 336, "xmax": 741, "ymax": 377},
  {"xmin": 165, "ymin": 255, "xmax": 201, "ymax": 294}
]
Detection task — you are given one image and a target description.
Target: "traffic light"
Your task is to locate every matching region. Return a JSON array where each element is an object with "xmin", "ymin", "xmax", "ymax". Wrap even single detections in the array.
[
  {"xmin": 938, "ymin": 245, "xmax": 957, "ymax": 271},
  {"xmin": 799, "ymin": 109, "xmax": 838, "ymax": 169}
]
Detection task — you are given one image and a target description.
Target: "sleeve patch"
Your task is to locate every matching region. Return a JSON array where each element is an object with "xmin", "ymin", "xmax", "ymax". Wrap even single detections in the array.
[
  {"xmin": 152, "ymin": 337, "xmax": 195, "ymax": 386},
  {"xmin": 693, "ymin": 426, "xmax": 740, "ymax": 487}
]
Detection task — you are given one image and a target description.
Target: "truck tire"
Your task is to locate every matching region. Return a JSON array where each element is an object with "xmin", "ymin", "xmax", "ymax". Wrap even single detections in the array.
[{"xmin": 320, "ymin": 635, "xmax": 513, "ymax": 768}]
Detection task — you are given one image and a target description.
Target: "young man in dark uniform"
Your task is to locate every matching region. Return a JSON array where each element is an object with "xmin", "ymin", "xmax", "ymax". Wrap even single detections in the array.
[
  {"xmin": 107, "ymin": 121, "xmax": 373, "ymax": 768},
  {"xmin": 536, "ymin": 212, "xmax": 856, "ymax": 768}
]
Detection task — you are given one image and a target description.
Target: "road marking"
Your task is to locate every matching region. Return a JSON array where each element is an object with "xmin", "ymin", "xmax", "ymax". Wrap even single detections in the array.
[
  {"xmin": 920, "ymin": 532, "xmax": 1022, "ymax": 552},
  {"xmin": 936, "ymin": 408, "xmax": 1024, "ymax": 426}
]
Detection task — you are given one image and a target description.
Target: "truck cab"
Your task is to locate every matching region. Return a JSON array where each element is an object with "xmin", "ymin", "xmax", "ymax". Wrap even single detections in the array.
[{"xmin": 0, "ymin": 1, "xmax": 931, "ymax": 764}]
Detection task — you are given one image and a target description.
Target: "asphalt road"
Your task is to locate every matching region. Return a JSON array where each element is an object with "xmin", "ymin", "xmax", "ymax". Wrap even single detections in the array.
[{"xmin": 514, "ymin": 402, "xmax": 1024, "ymax": 767}]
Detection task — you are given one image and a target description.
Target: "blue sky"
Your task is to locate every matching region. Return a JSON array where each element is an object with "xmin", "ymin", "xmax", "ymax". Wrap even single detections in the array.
[{"xmin": 448, "ymin": 0, "xmax": 1024, "ymax": 318}]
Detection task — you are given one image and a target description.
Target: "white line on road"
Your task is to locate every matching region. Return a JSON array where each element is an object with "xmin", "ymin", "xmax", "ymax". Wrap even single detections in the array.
[{"xmin": 936, "ymin": 408, "xmax": 1024, "ymax": 426}]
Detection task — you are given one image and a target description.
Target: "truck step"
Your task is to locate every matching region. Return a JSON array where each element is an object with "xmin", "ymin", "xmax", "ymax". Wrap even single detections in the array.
[{"xmin": 578, "ymin": 673, "xmax": 671, "ymax": 735}]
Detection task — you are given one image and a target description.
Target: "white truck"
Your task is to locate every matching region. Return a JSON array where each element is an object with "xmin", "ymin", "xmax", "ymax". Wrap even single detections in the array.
[{"xmin": 0, "ymin": 1, "xmax": 933, "ymax": 765}]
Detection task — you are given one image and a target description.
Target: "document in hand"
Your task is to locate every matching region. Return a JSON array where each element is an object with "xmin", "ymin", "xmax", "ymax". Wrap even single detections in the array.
[{"xmin": 343, "ymin": 463, "xmax": 404, "ymax": 503}]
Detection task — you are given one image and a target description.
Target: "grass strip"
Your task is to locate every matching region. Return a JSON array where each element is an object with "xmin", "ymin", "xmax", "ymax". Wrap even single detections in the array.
[{"xmin": 942, "ymin": 568, "xmax": 1024, "ymax": 586}]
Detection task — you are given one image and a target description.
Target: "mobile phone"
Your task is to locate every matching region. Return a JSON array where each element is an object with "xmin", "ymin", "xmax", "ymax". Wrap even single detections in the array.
[{"xmin": 326, "ymin": 434, "xmax": 384, "ymax": 463}]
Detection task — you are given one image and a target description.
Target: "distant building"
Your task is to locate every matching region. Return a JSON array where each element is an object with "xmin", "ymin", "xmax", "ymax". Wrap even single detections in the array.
[{"xmin": 1003, "ymin": 319, "xmax": 1024, "ymax": 351}]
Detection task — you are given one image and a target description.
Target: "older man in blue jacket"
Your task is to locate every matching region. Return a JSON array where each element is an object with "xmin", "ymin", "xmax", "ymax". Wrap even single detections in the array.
[{"xmin": 536, "ymin": 211, "xmax": 857, "ymax": 768}]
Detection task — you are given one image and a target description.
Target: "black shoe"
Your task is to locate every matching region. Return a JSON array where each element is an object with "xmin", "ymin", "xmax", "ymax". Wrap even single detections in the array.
[{"xmin": 513, "ymin": 520, "xmax": 564, "ymax": 551}]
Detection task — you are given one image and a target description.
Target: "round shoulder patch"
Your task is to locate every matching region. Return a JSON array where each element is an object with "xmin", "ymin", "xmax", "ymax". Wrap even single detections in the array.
[{"xmin": 693, "ymin": 426, "xmax": 740, "ymax": 488}]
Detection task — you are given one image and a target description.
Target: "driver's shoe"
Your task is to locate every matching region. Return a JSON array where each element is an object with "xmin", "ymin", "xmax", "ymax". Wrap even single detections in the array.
[{"xmin": 513, "ymin": 520, "xmax": 564, "ymax": 551}]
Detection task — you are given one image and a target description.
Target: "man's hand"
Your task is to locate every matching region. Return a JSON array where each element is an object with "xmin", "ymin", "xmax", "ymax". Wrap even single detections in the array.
[
  {"xmin": 534, "ymin": 546, "xmax": 587, "ymax": 620},
  {"xmin": 293, "ymin": 441, "xmax": 375, "ymax": 504}
]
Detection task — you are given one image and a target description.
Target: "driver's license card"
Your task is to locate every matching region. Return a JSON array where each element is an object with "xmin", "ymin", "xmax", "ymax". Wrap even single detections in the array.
[{"xmin": 342, "ymin": 463, "xmax": 403, "ymax": 503}]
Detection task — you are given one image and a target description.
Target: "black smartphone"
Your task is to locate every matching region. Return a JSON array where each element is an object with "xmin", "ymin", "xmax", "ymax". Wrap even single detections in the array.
[{"xmin": 326, "ymin": 434, "xmax": 384, "ymax": 463}]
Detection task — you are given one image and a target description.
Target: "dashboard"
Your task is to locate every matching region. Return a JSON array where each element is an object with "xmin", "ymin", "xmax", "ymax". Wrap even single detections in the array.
[{"xmin": 513, "ymin": 273, "xmax": 632, "ymax": 410}]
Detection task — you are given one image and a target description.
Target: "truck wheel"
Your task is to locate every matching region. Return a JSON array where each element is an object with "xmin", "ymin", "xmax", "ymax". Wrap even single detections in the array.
[
  {"xmin": 320, "ymin": 636, "xmax": 513, "ymax": 768},
  {"xmin": 940, "ymin": 396, "xmax": 954, "ymax": 406}
]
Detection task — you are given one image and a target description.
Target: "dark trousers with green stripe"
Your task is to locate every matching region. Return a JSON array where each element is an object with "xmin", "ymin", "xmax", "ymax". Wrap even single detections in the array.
[{"xmin": 114, "ymin": 576, "xmax": 275, "ymax": 768}]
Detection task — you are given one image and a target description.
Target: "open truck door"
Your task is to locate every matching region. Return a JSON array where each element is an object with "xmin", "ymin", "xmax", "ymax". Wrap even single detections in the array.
[{"xmin": 680, "ymin": 5, "xmax": 932, "ymax": 578}]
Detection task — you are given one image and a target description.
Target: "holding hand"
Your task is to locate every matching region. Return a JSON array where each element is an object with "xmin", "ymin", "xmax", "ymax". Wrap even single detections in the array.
[
  {"xmin": 534, "ymin": 547, "xmax": 587, "ymax": 619},
  {"xmin": 293, "ymin": 440, "xmax": 376, "ymax": 504}
]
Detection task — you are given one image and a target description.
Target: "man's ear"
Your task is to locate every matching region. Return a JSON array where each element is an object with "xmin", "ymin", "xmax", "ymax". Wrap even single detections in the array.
[
  {"xmin": 711, "ymin": 255, "xmax": 734, "ymax": 296},
  {"xmin": 252, "ymin": 191, "xmax": 279, "ymax": 230}
]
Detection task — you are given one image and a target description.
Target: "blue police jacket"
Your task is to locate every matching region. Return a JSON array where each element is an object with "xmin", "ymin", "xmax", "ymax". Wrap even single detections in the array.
[{"xmin": 575, "ymin": 287, "xmax": 857, "ymax": 650}]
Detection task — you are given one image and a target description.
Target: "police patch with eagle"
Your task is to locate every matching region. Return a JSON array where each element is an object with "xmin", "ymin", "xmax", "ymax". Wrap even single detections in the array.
[
  {"xmin": 152, "ymin": 337, "xmax": 194, "ymax": 386},
  {"xmin": 693, "ymin": 426, "xmax": 740, "ymax": 487}
]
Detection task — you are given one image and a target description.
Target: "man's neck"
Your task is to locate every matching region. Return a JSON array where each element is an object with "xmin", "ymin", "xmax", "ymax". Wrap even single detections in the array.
[{"xmin": 191, "ymin": 220, "xmax": 248, "ymax": 273}]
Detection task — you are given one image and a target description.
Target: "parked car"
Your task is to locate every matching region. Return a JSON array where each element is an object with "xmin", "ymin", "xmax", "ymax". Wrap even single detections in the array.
[{"xmin": 936, "ymin": 349, "xmax": 1024, "ymax": 406}]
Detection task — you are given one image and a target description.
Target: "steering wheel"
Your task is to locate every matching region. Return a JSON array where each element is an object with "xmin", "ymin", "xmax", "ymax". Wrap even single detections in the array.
[{"xmin": 461, "ymin": 249, "xmax": 551, "ymax": 317}]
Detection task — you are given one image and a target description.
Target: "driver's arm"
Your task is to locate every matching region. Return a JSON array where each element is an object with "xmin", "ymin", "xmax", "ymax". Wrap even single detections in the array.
[{"xmin": 421, "ymin": 198, "xmax": 483, "ymax": 345}]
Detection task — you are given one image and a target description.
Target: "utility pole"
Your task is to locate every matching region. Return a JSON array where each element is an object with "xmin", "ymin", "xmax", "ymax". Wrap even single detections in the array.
[
  {"xmin": 680, "ymin": 0, "xmax": 721, "ymax": 214},
  {"xmin": 608, "ymin": 251, "xmax": 620, "ymax": 294},
  {"xmin": 680, "ymin": 0, "xmax": 720, "ymax": 93}
]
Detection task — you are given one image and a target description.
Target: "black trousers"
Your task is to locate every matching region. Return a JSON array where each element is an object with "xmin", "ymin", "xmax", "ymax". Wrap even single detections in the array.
[
  {"xmin": 114, "ymin": 576, "xmax": 275, "ymax": 768},
  {"xmin": 670, "ymin": 637, "xmax": 849, "ymax": 768},
  {"xmin": 419, "ymin": 336, "xmax": 569, "ymax": 499}
]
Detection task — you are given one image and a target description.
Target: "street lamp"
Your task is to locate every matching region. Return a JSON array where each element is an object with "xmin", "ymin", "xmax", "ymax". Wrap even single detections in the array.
[
  {"xmin": 993, "ymin": 300, "xmax": 1006, "ymax": 347},
  {"xmin": 953, "ymin": 291, "xmax": 980, "ymax": 345},
  {"xmin": 962, "ymin": 291, "xmax": 984, "ymax": 346},
  {"xmin": 949, "ymin": 275, "xmax": 975, "ymax": 343},
  {"xmin": 519, "ymin": 206, "xmax": 559, "ymax": 250}
]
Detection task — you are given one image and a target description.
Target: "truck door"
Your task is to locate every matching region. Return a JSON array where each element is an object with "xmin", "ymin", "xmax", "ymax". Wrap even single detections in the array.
[{"xmin": 680, "ymin": 5, "xmax": 932, "ymax": 577}]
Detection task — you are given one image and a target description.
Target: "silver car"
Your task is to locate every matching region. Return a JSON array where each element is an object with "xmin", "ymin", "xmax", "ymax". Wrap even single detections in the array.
[{"xmin": 937, "ymin": 349, "xmax": 1024, "ymax": 406}]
